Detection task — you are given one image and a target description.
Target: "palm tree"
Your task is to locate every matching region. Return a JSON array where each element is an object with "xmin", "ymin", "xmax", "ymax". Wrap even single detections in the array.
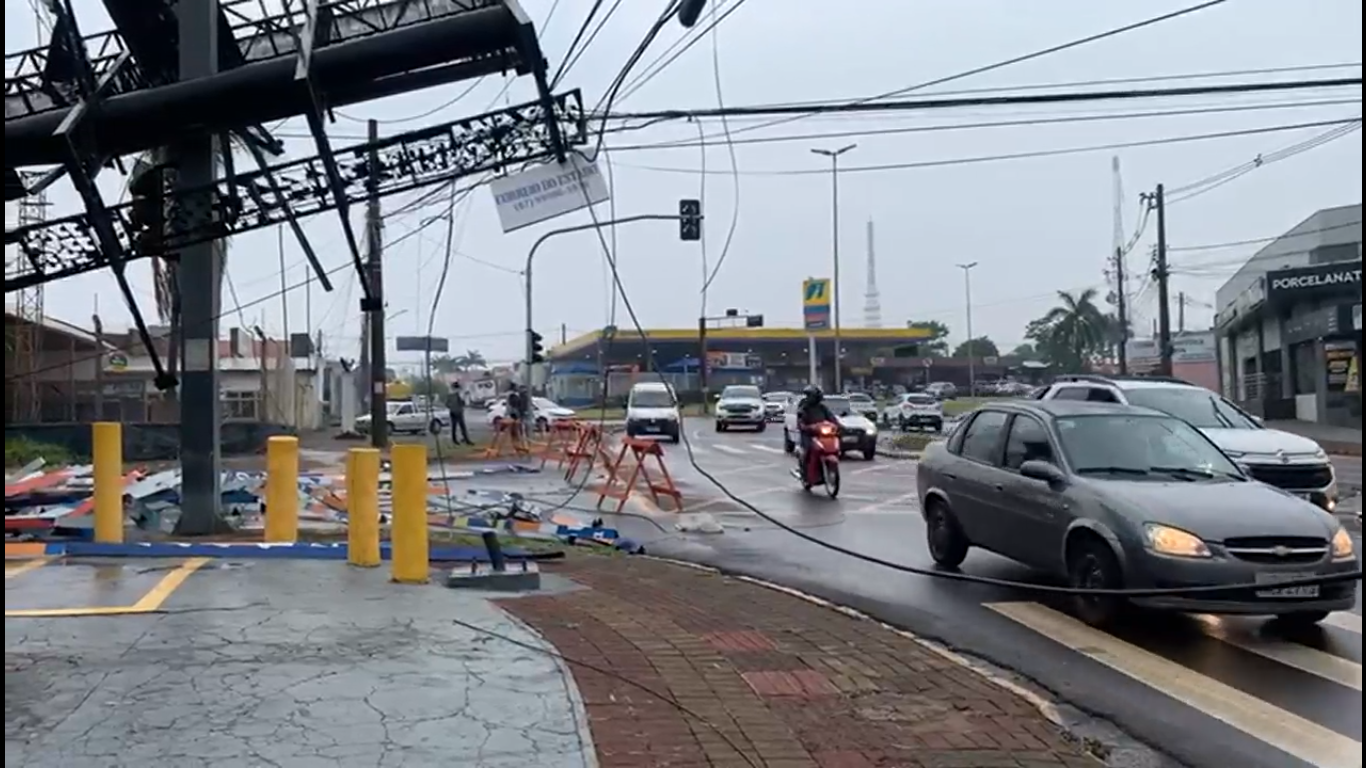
[{"xmin": 1040, "ymin": 289, "xmax": 1108, "ymax": 372}]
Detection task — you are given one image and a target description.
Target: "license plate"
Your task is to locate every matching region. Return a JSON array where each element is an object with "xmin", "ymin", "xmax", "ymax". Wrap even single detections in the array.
[
  {"xmin": 643, "ymin": 424, "xmax": 659, "ymax": 432},
  {"xmin": 1255, "ymin": 572, "xmax": 1320, "ymax": 598},
  {"xmin": 842, "ymin": 436, "xmax": 859, "ymax": 444}
]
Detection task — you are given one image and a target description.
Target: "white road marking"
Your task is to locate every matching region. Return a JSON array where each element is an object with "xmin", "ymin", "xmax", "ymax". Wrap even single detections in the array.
[
  {"xmin": 851, "ymin": 463, "xmax": 894, "ymax": 475},
  {"xmin": 1194, "ymin": 616, "xmax": 1361, "ymax": 691},
  {"xmin": 712, "ymin": 444, "xmax": 748, "ymax": 456},
  {"xmin": 987, "ymin": 602, "xmax": 1361, "ymax": 768},
  {"xmin": 750, "ymin": 444, "xmax": 786, "ymax": 454},
  {"xmin": 848, "ymin": 490, "xmax": 920, "ymax": 515},
  {"xmin": 1323, "ymin": 612, "xmax": 1361, "ymax": 635}
]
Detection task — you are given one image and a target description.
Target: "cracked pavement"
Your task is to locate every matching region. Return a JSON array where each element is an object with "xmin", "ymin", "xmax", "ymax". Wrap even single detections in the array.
[{"xmin": 5, "ymin": 559, "xmax": 594, "ymax": 767}]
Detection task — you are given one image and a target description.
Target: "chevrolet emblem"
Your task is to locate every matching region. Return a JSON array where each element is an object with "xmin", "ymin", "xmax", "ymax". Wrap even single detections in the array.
[{"xmin": 1272, "ymin": 546, "xmax": 1291, "ymax": 557}]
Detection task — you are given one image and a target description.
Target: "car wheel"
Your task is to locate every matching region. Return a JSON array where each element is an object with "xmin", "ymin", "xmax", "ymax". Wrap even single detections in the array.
[
  {"xmin": 1271, "ymin": 611, "xmax": 1331, "ymax": 629},
  {"xmin": 933, "ymin": 422, "xmax": 944, "ymax": 434},
  {"xmin": 386, "ymin": 420, "xmax": 397, "ymax": 436},
  {"xmin": 863, "ymin": 444, "xmax": 876, "ymax": 461},
  {"xmin": 756, "ymin": 422, "xmax": 767, "ymax": 433},
  {"xmin": 783, "ymin": 430, "xmax": 795, "ymax": 453},
  {"xmin": 924, "ymin": 499, "xmax": 969, "ymax": 568},
  {"xmin": 429, "ymin": 419, "xmax": 442, "ymax": 434},
  {"xmin": 715, "ymin": 422, "xmax": 726, "ymax": 432},
  {"xmin": 669, "ymin": 431, "xmax": 681, "ymax": 444},
  {"xmin": 1068, "ymin": 539, "xmax": 1125, "ymax": 628}
]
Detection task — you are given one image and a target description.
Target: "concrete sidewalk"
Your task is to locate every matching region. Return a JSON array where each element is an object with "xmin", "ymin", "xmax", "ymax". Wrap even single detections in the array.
[{"xmin": 502, "ymin": 557, "xmax": 1096, "ymax": 768}]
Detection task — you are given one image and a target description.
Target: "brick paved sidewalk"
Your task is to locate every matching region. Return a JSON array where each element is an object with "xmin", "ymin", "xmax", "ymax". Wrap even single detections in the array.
[{"xmin": 499, "ymin": 557, "xmax": 1096, "ymax": 768}]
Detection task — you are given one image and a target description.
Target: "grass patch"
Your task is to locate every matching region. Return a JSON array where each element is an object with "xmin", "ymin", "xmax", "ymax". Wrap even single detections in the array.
[
  {"xmin": 942, "ymin": 397, "xmax": 992, "ymax": 416},
  {"xmin": 888, "ymin": 433, "xmax": 935, "ymax": 453},
  {"xmin": 5, "ymin": 437, "xmax": 75, "ymax": 469}
]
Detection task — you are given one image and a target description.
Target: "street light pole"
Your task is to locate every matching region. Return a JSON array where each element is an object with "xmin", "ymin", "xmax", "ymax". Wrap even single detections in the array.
[
  {"xmin": 524, "ymin": 214, "xmax": 687, "ymax": 384},
  {"xmin": 811, "ymin": 144, "xmax": 856, "ymax": 392},
  {"xmin": 956, "ymin": 262, "xmax": 979, "ymax": 397}
]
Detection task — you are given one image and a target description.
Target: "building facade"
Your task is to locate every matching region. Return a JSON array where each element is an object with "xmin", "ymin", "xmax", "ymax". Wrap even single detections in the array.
[{"xmin": 1213, "ymin": 204, "xmax": 1361, "ymax": 427}]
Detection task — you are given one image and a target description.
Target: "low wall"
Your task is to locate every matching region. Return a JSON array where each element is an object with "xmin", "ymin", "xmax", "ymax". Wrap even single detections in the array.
[{"xmin": 5, "ymin": 421, "xmax": 294, "ymax": 462}]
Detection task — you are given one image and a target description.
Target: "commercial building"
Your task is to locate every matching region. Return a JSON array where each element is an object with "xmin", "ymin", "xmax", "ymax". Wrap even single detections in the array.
[
  {"xmin": 1214, "ymin": 204, "xmax": 1360, "ymax": 427},
  {"xmin": 1125, "ymin": 331, "xmax": 1219, "ymax": 391},
  {"xmin": 544, "ymin": 326, "xmax": 1023, "ymax": 405}
]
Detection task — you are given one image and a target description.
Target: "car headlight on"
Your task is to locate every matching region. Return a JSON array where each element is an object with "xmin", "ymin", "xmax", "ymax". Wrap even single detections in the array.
[
  {"xmin": 1331, "ymin": 527, "xmax": 1355, "ymax": 560},
  {"xmin": 1144, "ymin": 524, "xmax": 1212, "ymax": 558}
]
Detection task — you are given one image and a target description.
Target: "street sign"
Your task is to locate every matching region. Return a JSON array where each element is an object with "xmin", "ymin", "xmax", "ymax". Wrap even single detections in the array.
[
  {"xmin": 802, "ymin": 278, "xmax": 832, "ymax": 331},
  {"xmin": 395, "ymin": 336, "xmax": 449, "ymax": 353},
  {"xmin": 489, "ymin": 155, "xmax": 610, "ymax": 233}
]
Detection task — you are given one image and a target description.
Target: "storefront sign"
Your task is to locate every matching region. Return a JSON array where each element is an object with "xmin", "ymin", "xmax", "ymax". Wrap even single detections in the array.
[
  {"xmin": 1125, "ymin": 331, "xmax": 1216, "ymax": 365},
  {"xmin": 1266, "ymin": 261, "xmax": 1361, "ymax": 303}
]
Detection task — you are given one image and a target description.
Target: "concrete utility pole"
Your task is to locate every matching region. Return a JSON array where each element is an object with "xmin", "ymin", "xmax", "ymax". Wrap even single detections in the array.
[
  {"xmin": 956, "ymin": 262, "xmax": 978, "ymax": 396},
  {"xmin": 92, "ymin": 313, "xmax": 105, "ymax": 419},
  {"xmin": 811, "ymin": 144, "xmax": 856, "ymax": 392},
  {"xmin": 174, "ymin": 0, "xmax": 225, "ymax": 535},
  {"xmin": 366, "ymin": 119, "xmax": 388, "ymax": 447},
  {"xmin": 1150, "ymin": 184, "xmax": 1173, "ymax": 376},
  {"xmin": 1115, "ymin": 247, "xmax": 1130, "ymax": 375}
]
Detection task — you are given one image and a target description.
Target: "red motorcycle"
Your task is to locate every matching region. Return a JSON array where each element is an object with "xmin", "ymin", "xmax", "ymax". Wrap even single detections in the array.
[{"xmin": 793, "ymin": 421, "xmax": 842, "ymax": 498}]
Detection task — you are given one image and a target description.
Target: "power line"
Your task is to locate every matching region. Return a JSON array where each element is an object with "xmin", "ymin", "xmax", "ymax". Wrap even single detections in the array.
[
  {"xmin": 612, "ymin": 117, "xmax": 1363, "ymax": 176},
  {"xmin": 1166, "ymin": 121, "xmax": 1361, "ymax": 205},
  {"xmin": 698, "ymin": 0, "xmax": 741, "ymax": 296},
  {"xmin": 552, "ymin": 0, "xmax": 617, "ymax": 87},
  {"xmin": 1168, "ymin": 219, "xmax": 1363, "ymax": 252},
  {"xmin": 598, "ymin": 77, "xmax": 1362, "ymax": 122},
  {"xmin": 615, "ymin": 0, "xmax": 749, "ymax": 104}
]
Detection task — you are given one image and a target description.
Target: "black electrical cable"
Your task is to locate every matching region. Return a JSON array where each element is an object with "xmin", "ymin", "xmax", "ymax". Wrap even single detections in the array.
[
  {"xmin": 1166, "ymin": 121, "xmax": 1362, "ymax": 205},
  {"xmin": 550, "ymin": 0, "xmax": 608, "ymax": 87},
  {"xmin": 615, "ymin": 117, "xmax": 1364, "ymax": 177},
  {"xmin": 1168, "ymin": 220, "xmax": 1364, "ymax": 253},
  {"xmin": 698, "ymin": 0, "xmax": 740, "ymax": 297},
  {"xmin": 425, "ymin": 180, "xmax": 467, "ymax": 520},
  {"xmin": 614, "ymin": 0, "xmax": 748, "ymax": 104},
  {"xmin": 602, "ymin": 98, "xmax": 1363, "ymax": 153},
  {"xmin": 554, "ymin": 0, "xmax": 629, "ymax": 88}
]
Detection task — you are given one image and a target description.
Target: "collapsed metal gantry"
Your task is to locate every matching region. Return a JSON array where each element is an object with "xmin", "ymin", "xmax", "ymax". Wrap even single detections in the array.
[{"xmin": 4, "ymin": 0, "xmax": 582, "ymax": 532}]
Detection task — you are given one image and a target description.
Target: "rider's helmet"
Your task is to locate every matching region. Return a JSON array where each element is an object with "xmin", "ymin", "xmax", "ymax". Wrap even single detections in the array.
[{"xmin": 802, "ymin": 384, "xmax": 823, "ymax": 404}]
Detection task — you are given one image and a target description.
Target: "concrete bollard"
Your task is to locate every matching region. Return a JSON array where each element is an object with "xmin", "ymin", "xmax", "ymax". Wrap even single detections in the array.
[
  {"xmin": 92, "ymin": 422, "xmax": 124, "ymax": 544},
  {"xmin": 390, "ymin": 443, "xmax": 429, "ymax": 583},
  {"xmin": 263, "ymin": 436, "xmax": 299, "ymax": 543},
  {"xmin": 346, "ymin": 448, "xmax": 382, "ymax": 567}
]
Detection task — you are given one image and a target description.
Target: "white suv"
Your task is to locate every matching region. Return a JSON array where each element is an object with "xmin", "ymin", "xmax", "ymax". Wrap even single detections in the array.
[
  {"xmin": 625, "ymin": 382, "xmax": 682, "ymax": 442},
  {"xmin": 890, "ymin": 393, "xmax": 944, "ymax": 432},
  {"xmin": 1034, "ymin": 376, "xmax": 1338, "ymax": 512}
]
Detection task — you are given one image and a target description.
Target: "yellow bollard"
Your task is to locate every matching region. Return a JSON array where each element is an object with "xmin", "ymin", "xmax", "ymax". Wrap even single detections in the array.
[
  {"xmin": 346, "ymin": 448, "xmax": 382, "ymax": 567},
  {"xmin": 92, "ymin": 422, "xmax": 124, "ymax": 544},
  {"xmin": 389, "ymin": 443, "xmax": 429, "ymax": 583},
  {"xmin": 263, "ymin": 436, "xmax": 299, "ymax": 543}
]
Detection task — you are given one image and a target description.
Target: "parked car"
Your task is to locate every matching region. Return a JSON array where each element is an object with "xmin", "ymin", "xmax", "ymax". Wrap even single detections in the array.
[
  {"xmin": 486, "ymin": 396, "xmax": 577, "ymax": 430},
  {"xmin": 763, "ymin": 392, "xmax": 794, "ymax": 422},
  {"xmin": 716, "ymin": 385, "xmax": 766, "ymax": 432},
  {"xmin": 916, "ymin": 399, "xmax": 1356, "ymax": 628},
  {"xmin": 891, "ymin": 392, "xmax": 944, "ymax": 432},
  {"xmin": 926, "ymin": 382, "xmax": 958, "ymax": 400},
  {"xmin": 847, "ymin": 392, "xmax": 879, "ymax": 421},
  {"xmin": 626, "ymin": 381, "xmax": 681, "ymax": 442},
  {"xmin": 356, "ymin": 400, "xmax": 449, "ymax": 435},
  {"xmin": 783, "ymin": 394, "xmax": 878, "ymax": 460},
  {"xmin": 1033, "ymin": 375, "xmax": 1339, "ymax": 512}
]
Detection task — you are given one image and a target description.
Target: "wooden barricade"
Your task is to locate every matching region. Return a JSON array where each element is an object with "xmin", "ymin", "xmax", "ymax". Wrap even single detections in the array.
[
  {"xmin": 482, "ymin": 418, "xmax": 531, "ymax": 459},
  {"xmin": 564, "ymin": 423, "xmax": 615, "ymax": 483},
  {"xmin": 538, "ymin": 420, "xmax": 583, "ymax": 471},
  {"xmin": 596, "ymin": 437, "xmax": 684, "ymax": 514}
]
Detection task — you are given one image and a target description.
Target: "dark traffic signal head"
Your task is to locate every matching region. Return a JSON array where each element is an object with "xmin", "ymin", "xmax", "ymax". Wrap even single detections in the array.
[
  {"xmin": 679, "ymin": 198, "xmax": 701, "ymax": 241},
  {"xmin": 677, "ymin": 0, "xmax": 706, "ymax": 28},
  {"xmin": 528, "ymin": 330, "xmax": 545, "ymax": 364}
]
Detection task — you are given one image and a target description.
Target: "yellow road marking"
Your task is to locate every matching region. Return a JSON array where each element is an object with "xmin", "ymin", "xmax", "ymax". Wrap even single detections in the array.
[
  {"xmin": 987, "ymin": 601, "xmax": 1361, "ymax": 768},
  {"xmin": 4, "ymin": 558, "xmax": 209, "ymax": 618},
  {"xmin": 4, "ymin": 557, "xmax": 54, "ymax": 580},
  {"xmin": 1194, "ymin": 615, "xmax": 1360, "ymax": 691},
  {"xmin": 1322, "ymin": 612, "xmax": 1361, "ymax": 635}
]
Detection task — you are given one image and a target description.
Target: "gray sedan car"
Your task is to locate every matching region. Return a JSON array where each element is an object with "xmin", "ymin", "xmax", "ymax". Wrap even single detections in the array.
[{"xmin": 916, "ymin": 400, "xmax": 1358, "ymax": 628}]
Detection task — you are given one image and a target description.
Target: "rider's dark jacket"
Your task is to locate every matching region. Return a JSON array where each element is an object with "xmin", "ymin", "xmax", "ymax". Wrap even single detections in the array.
[{"xmin": 796, "ymin": 398, "xmax": 837, "ymax": 428}]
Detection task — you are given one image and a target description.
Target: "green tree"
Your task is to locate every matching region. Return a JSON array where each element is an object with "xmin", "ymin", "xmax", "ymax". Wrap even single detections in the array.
[
  {"xmin": 429, "ymin": 349, "xmax": 488, "ymax": 372},
  {"xmin": 906, "ymin": 320, "xmax": 951, "ymax": 356},
  {"xmin": 1027, "ymin": 289, "xmax": 1109, "ymax": 372},
  {"xmin": 1010, "ymin": 343, "xmax": 1037, "ymax": 358},
  {"xmin": 952, "ymin": 337, "xmax": 999, "ymax": 358}
]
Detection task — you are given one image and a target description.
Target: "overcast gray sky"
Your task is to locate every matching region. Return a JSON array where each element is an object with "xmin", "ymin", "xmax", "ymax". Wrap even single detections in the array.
[{"xmin": 6, "ymin": 0, "xmax": 1362, "ymax": 364}]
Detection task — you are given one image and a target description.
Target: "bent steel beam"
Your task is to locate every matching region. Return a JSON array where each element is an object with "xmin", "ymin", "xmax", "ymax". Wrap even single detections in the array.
[
  {"xmin": 6, "ymin": 90, "xmax": 587, "ymax": 291},
  {"xmin": 7, "ymin": 6, "xmax": 529, "ymax": 165}
]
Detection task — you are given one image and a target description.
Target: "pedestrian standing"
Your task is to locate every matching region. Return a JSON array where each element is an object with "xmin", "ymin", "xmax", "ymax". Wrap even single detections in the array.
[{"xmin": 446, "ymin": 383, "xmax": 472, "ymax": 445}]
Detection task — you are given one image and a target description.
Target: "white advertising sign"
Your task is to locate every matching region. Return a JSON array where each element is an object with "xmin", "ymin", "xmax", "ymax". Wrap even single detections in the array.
[
  {"xmin": 1125, "ymin": 331, "xmax": 1216, "ymax": 365},
  {"xmin": 489, "ymin": 156, "xmax": 610, "ymax": 233}
]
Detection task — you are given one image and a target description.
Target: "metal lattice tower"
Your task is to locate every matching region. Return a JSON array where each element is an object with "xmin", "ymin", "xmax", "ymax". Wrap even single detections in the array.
[
  {"xmin": 7, "ymin": 175, "xmax": 49, "ymax": 422},
  {"xmin": 1107, "ymin": 156, "xmax": 1125, "ymax": 308},
  {"xmin": 863, "ymin": 218, "xmax": 882, "ymax": 328}
]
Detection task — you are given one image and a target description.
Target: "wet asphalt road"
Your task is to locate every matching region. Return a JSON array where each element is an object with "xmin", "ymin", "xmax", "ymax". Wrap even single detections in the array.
[
  {"xmin": 604, "ymin": 418, "xmax": 1361, "ymax": 768},
  {"xmin": 1334, "ymin": 455, "xmax": 1361, "ymax": 494}
]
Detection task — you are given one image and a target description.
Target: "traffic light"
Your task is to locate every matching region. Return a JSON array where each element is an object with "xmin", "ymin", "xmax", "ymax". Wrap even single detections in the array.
[
  {"xmin": 679, "ymin": 198, "xmax": 701, "ymax": 241},
  {"xmin": 677, "ymin": 0, "xmax": 706, "ymax": 27},
  {"xmin": 528, "ymin": 330, "xmax": 545, "ymax": 364}
]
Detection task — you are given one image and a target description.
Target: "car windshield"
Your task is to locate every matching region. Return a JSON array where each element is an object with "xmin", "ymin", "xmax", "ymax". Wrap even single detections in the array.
[
  {"xmin": 904, "ymin": 395, "xmax": 936, "ymax": 405},
  {"xmin": 1055, "ymin": 414, "xmax": 1243, "ymax": 479},
  {"xmin": 630, "ymin": 389, "xmax": 675, "ymax": 408},
  {"xmin": 848, "ymin": 393, "xmax": 872, "ymax": 403},
  {"xmin": 532, "ymin": 397, "xmax": 560, "ymax": 410},
  {"xmin": 823, "ymin": 396, "xmax": 853, "ymax": 417},
  {"xmin": 1122, "ymin": 387, "xmax": 1258, "ymax": 430},
  {"xmin": 763, "ymin": 393, "xmax": 789, "ymax": 402},
  {"xmin": 722, "ymin": 386, "xmax": 761, "ymax": 400}
]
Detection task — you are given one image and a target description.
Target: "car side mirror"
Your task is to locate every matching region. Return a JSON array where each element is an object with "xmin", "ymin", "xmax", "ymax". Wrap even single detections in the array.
[{"xmin": 1019, "ymin": 460, "xmax": 1066, "ymax": 487}]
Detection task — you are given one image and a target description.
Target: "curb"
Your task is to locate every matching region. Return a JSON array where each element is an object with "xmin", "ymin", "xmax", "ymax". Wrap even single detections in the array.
[
  {"xmin": 1323, "ymin": 442, "xmax": 1362, "ymax": 457},
  {"xmin": 4, "ymin": 540, "xmax": 558, "ymax": 562},
  {"xmin": 875, "ymin": 447, "xmax": 923, "ymax": 460}
]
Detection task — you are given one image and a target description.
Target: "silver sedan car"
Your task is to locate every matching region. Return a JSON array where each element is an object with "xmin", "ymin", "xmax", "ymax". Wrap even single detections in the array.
[{"xmin": 916, "ymin": 400, "xmax": 1358, "ymax": 628}]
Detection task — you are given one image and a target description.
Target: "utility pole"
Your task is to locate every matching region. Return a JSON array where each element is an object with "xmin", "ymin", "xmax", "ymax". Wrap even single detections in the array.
[
  {"xmin": 365, "ymin": 119, "xmax": 388, "ymax": 447},
  {"xmin": 1178, "ymin": 292, "xmax": 1186, "ymax": 333},
  {"xmin": 811, "ymin": 144, "xmax": 856, "ymax": 392},
  {"xmin": 92, "ymin": 312, "xmax": 105, "ymax": 420},
  {"xmin": 1150, "ymin": 183, "xmax": 1173, "ymax": 376},
  {"xmin": 1115, "ymin": 247, "xmax": 1130, "ymax": 375},
  {"xmin": 698, "ymin": 316, "xmax": 709, "ymax": 407},
  {"xmin": 956, "ymin": 262, "xmax": 978, "ymax": 396}
]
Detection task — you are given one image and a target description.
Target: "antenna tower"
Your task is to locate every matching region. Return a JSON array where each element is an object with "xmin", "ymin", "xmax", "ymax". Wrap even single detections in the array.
[
  {"xmin": 1107, "ymin": 156, "xmax": 1125, "ymax": 308},
  {"xmin": 7, "ymin": 174, "xmax": 49, "ymax": 422},
  {"xmin": 863, "ymin": 219, "xmax": 882, "ymax": 327}
]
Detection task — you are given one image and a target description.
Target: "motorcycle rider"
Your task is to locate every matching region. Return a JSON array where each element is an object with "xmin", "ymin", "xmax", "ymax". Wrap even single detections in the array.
[{"xmin": 794, "ymin": 385, "xmax": 837, "ymax": 477}]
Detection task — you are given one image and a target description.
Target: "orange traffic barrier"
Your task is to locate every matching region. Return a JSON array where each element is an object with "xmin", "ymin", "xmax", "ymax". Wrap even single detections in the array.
[
  {"xmin": 564, "ymin": 423, "xmax": 615, "ymax": 483},
  {"xmin": 539, "ymin": 420, "xmax": 583, "ymax": 471},
  {"xmin": 596, "ymin": 437, "xmax": 683, "ymax": 514},
  {"xmin": 482, "ymin": 418, "xmax": 531, "ymax": 459}
]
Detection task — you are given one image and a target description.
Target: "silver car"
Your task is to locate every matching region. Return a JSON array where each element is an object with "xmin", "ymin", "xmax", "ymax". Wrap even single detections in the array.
[
  {"xmin": 715, "ymin": 385, "xmax": 767, "ymax": 432},
  {"xmin": 916, "ymin": 400, "xmax": 1357, "ymax": 628}
]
